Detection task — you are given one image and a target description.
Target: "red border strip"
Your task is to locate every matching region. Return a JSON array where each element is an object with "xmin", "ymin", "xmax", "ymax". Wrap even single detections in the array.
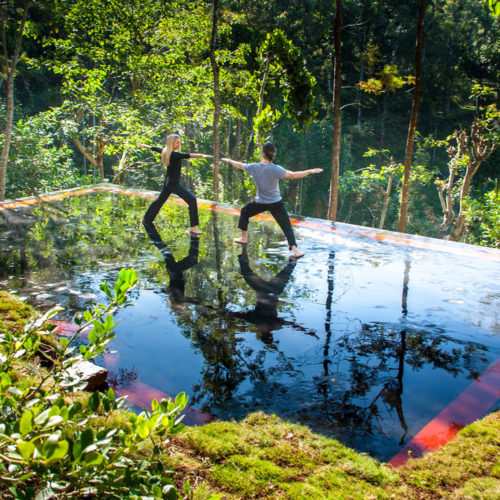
[
  {"xmin": 2, "ymin": 184, "xmax": 499, "ymax": 260},
  {"xmin": 112, "ymin": 379, "xmax": 214, "ymax": 426},
  {"xmin": 388, "ymin": 357, "xmax": 500, "ymax": 467},
  {"xmin": 51, "ymin": 321, "xmax": 213, "ymax": 426}
]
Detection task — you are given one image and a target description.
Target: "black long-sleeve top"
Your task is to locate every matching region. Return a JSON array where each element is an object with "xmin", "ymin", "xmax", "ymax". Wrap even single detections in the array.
[{"xmin": 151, "ymin": 146, "xmax": 190, "ymax": 184}]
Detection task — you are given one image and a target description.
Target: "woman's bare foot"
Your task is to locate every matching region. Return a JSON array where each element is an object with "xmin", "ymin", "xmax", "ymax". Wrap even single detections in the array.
[
  {"xmin": 291, "ymin": 247, "xmax": 304, "ymax": 258},
  {"xmin": 190, "ymin": 226, "xmax": 203, "ymax": 234},
  {"xmin": 234, "ymin": 237, "xmax": 248, "ymax": 245}
]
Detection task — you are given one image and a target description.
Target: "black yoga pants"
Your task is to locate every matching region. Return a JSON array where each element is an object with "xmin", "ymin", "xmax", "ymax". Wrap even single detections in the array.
[
  {"xmin": 238, "ymin": 199, "xmax": 297, "ymax": 248},
  {"xmin": 143, "ymin": 181, "xmax": 199, "ymax": 226}
]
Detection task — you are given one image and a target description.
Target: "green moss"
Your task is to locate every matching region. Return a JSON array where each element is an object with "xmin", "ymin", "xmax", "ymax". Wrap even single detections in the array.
[
  {"xmin": 211, "ymin": 455, "xmax": 296, "ymax": 496},
  {"xmin": 182, "ymin": 420, "xmax": 251, "ymax": 461},
  {"xmin": 0, "ymin": 291, "xmax": 34, "ymax": 336},
  {"xmin": 395, "ymin": 411, "xmax": 500, "ymax": 498},
  {"xmin": 452, "ymin": 477, "xmax": 500, "ymax": 499},
  {"xmin": 263, "ymin": 442, "xmax": 314, "ymax": 469},
  {"xmin": 283, "ymin": 482, "xmax": 332, "ymax": 499},
  {"xmin": 173, "ymin": 412, "xmax": 398, "ymax": 499},
  {"xmin": 491, "ymin": 460, "xmax": 500, "ymax": 479}
]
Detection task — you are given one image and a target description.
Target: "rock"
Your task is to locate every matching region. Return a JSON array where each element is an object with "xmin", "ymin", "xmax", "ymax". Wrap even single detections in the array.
[{"xmin": 66, "ymin": 360, "xmax": 108, "ymax": 391}]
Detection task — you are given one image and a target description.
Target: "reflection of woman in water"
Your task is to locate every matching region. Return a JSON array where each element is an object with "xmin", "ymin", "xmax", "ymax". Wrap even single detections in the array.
[
  {"xmin": 139, "ymin": 134, "xmax": 212, "ymax": 234},
  {"xmin": 235, "ymin": 247, "xmax": 316, "ymax": 344},
  {"xmin": 143, "ymin": 221, "xmax": 199, "ymax": 307},
  {"xmin": 221, "ymin": 142, "xmax": 323, "ymax": 258}
]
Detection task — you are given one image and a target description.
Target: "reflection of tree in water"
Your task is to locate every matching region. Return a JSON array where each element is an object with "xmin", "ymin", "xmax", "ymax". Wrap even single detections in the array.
[
  {"xmin": 309, "ymin": 256, "xmax": 490, "ymax": 456},
  {"xmin": 169, "ymin": 220, "xmax": 309, "ymax": 411},
  {"xmin": 107, "ymin": 367, "xmax": 139, "ymax": 387},
  {"xmin": 188, "ymin": 252, "xmax": 300, "ymax": 410}
]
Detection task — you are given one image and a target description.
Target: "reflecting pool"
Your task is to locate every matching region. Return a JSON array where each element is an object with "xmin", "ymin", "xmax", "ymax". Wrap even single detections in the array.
[{"xmin": 1, "ymin": 186, "xmax": 499, "ymax": 462}]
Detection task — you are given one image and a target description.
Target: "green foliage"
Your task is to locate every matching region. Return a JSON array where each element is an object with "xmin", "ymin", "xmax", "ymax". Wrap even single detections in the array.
[
  {"xmin": 260, "ymin": 29, "xmax": 316, "ymax": 129},
  {"xmin": 485, "ymin": 0, "xmax": 500, "ymax": 16},
  {"xmin": 0, "ymin": 269, "xmax": 189, "ymax": 498},
  {"xmin": 465, "ymin": 189, "xmax": 500, "ymax": 248},
  {"xmin": 0, "ymin": 107, "xmax": 98, "ymax": 199},
  {"xmin": 358, "ymin": 64, "xmax": 414, "ymax": 94},
  {"xmin": 3, "ymin": 0, "xmax": 499, "ymax": 245},
  {"xmin": 253, "ymin": 104, "xmax": 282, "ymax": 140}
]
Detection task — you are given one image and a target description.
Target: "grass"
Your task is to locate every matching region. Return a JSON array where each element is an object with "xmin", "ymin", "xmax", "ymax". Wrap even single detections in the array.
[{"xmin": 1, "ymin": 291, "xmax": 499, "ymax": 499}]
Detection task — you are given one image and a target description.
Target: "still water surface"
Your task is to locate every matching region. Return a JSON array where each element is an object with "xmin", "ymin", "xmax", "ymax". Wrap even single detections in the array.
[{"xmin": 1, "ymin": 190, "xmax": 499, "ymax": 461}]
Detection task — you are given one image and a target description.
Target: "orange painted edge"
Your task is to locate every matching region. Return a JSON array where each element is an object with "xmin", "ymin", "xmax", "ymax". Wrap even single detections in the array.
[{"xmin": 388, "ymin": 357, "xmax": 500, "ymax": 467}]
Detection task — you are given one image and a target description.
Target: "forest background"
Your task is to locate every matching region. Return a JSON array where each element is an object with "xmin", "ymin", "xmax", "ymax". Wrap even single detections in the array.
[{"xmin": 1, "ymin": 0, "xmax": 499, "ymax": 247}]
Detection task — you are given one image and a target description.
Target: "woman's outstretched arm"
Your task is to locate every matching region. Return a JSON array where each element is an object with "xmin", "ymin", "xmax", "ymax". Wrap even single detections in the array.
[
  {"xmin": 138, "ymin": 144, "xmax": 211, "ymax": 159},
  {"xmin": 284, "ymin": 168, "xmax": 323, "ymax": 179},
  {"xmin": 189, "ymin": 153, "xmax": 212, "ymax": 159},
  {"xmin": 221, "ymin": 157, "xmax": 246, "ymax": 170}
]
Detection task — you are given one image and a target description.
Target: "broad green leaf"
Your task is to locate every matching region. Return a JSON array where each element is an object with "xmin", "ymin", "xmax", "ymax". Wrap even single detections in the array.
[
  {"xmin": 20, "ymin": 411, "xmax": 34, "ymax": 435},
  {"xmin": 106, "ymin": 387, "xmax": 115, "ymax": 401},
  {"xmin": 1, "ymin": 372, "xmax": 12, "ymax": 389},
  {"xmin": 88, "ymin": 391, "xmax": 100, "ymax": 411},
  {"xmin": 43, "ymin": 416, "xmax": 64, "ymax": 429},
  {"xmin": 83, "ymin": 451, "xmax": 103, "ymax": 466},
  {"xmin": 136, "ymin": 420, "xmax": 149, "ymax": 439},
  {"xmin": 80, "ymin": 428, "xmax": 94, "ymax": 450},
  {"xmin": 73, "ymin": 441, "xmax": 83, "ymax": 460},
  {"xmin": 17, "ymin": 440, "xmax": 35, "ymax": 460},
  {"xmin": 35, "ymin": 486, "xmax": 55, "ymax": 500},
  {"xmin": 87, "ymin": 329, "xmax": 98, "ymax": 344}
]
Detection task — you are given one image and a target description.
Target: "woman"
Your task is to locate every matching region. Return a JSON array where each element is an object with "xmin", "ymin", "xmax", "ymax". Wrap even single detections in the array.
[
  {"xmin": 139, "ymin": 134, "xmax": 211, "ymax": 234},
  {"xmin": 221, "ymin": 142, "xmax": 322, "ymax": 258}
]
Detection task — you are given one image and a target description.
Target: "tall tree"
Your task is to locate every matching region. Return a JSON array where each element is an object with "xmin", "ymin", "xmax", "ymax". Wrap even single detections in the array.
[
  {"xmin": 432, "ymin": 121, "xmax": 497, "ymax": 241},
  {"xmin": 0, "ymin": 0, "xmax": 30, "ymax": 201},
  {"xmin": 397, "ymin": 0, "xmax": 426, "ymax": 233},
  {"xmin": 327, "ymin": 0, "xmax": 342, "ymax": 220},
  {"xmin": 210, "ymin": 0, "xmax": 221, "ymax": 201}
]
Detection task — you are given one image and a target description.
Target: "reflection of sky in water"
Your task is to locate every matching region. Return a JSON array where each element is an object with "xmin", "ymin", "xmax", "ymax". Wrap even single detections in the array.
[{"xmin": 1, "ymin": 190, "xmax": 499, "ymax": 462}]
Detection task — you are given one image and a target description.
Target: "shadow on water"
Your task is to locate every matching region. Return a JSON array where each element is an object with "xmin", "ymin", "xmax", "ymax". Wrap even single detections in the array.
[{"xmin": 1, "ymin": 191, "xmax": 499, "ymax": 461}]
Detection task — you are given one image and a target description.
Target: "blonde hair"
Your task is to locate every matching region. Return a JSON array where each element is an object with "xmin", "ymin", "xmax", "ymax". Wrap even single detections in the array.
[{"xmin": 161, "ymin": 134, "xmax": 180, "ymax": 167}]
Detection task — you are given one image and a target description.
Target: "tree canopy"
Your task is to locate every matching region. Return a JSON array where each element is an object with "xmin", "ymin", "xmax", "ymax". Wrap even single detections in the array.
[{"xmin": 1, "ymin": 0, "xmax": 498, "ymax": 245}]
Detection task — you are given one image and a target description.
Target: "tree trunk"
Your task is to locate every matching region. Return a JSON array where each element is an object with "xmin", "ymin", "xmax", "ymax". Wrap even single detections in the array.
[
  {"xmin": 379, "ymin": 174, "xmax": 393, "ymax": 229},
  {"xmin": 96, "ymin": 136, "xmax": 106, "ymax": 179},
  {"xmin": 73, "ymin": 136, "xmax": 98, "ymax": 169},
  {"xmin": 327, "ymin": 0, "xmax": 342, "ymax": 221},
  {"xmin": 379, "ymin": 93, "xmax": 388, "ymax": 149},
  {"xmin": 112, "ymin": 149, "xmax": 128, "ymax": 185},
  {"xmin": 397, "ymin": 0, "xmax": 426, "ymax": 233},
  {"xmin": 73, "ymin": 135, "xmax": 105, "ymax": 179},
  {"xmin": 210, "ymin": 0, "xmax": 220, "ymax": 202},
  {"xmin": 357, "ymin": 29, "xmax": 366, "ymax": 131},
  {"xmin": 255, "ymin": 58, "xmax": 270, "ymax": 152},
  {"xmin": 0, "ymin": 0, "xmax": 30, "ymax": 201},
  {"xmin": 447, "ymin": 160, "xmax": 480, "ymax": 241}
]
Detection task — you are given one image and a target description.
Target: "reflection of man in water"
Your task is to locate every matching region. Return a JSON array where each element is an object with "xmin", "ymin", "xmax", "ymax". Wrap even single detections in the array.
[
  {"xmin": 236, "ymin": 246, "xmax": 299, "ymax": 344},
  {"xmin": 143, "ymin": 221, "xmax": 199, "ymax": 307}
]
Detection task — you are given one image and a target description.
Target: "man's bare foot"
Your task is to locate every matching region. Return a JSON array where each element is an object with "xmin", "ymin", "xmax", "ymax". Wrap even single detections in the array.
[
  {"xmin": 234, "ymin": 238, "xmax": 248, "ymax": 245},
  {"xmin": 292, "ymin": 248, "xmax": 304, "ymax": 258},
  {"xmin": 190, "ymin": 227, "xmax": 203, "ymax": 234}
]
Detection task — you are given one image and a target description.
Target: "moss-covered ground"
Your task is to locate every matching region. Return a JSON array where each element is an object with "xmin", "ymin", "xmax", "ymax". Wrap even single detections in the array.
[{"xmin": 1, "ymin": 291, "xmax": 499, "ymax": 499}]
